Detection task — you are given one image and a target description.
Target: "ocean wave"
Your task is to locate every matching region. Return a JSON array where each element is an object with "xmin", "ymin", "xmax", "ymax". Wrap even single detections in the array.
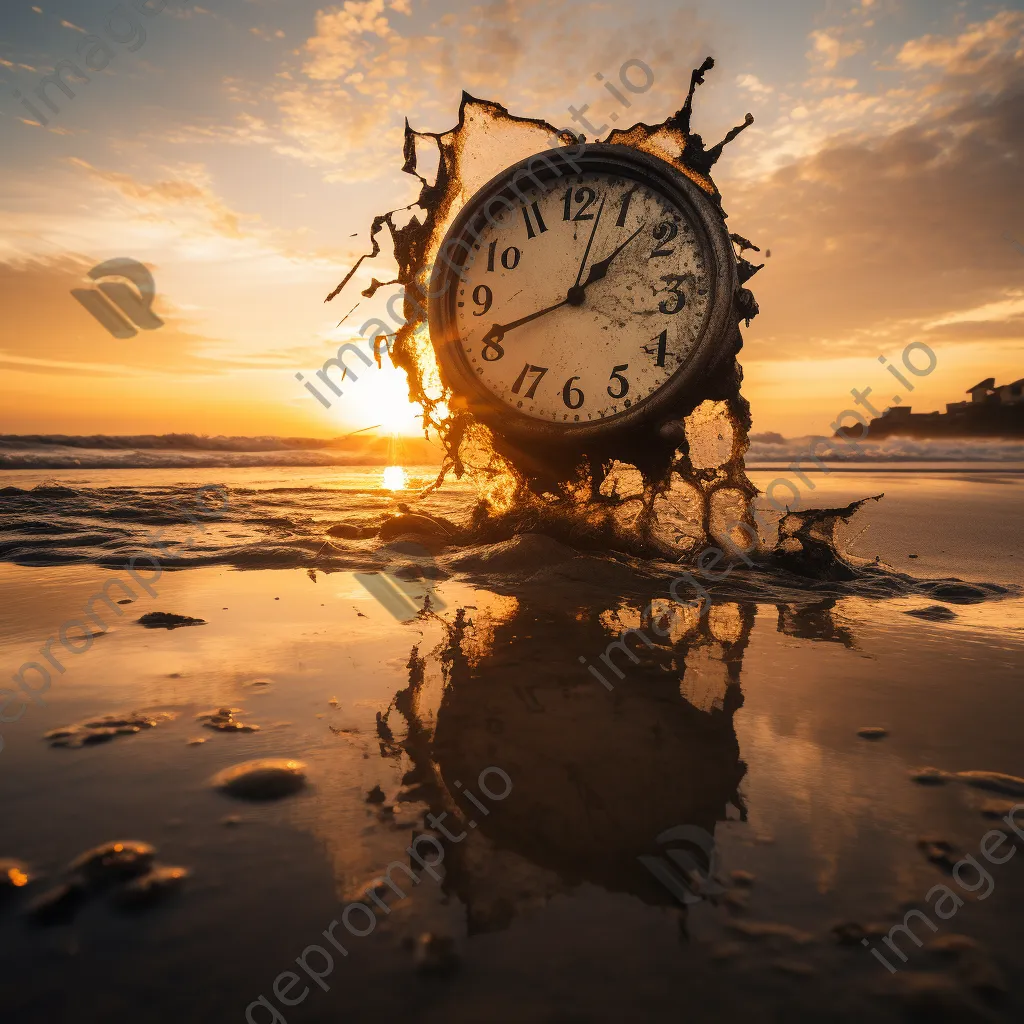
[
  {"xmin": 747, "ymin": 435, "xmax": 1024, "ymax": 462},
  {"xmin": 0, "ymin": 434, "xmax": 440, "ymax": 469}
]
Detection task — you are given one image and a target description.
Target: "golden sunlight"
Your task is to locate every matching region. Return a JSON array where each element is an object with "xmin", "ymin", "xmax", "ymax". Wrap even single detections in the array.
[
  {"xmin": 342, "ymin": 362, "xmax": 424, "ymax": 436},
  {"xmin": 382, "ymin": 465, "xmax": 407, "ymax": 491}
]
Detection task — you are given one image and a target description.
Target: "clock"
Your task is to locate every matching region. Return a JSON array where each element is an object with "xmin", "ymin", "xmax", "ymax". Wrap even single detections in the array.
[{"xmin": 427, "ymin": 143, "xmax": 740, "ymax": 448}]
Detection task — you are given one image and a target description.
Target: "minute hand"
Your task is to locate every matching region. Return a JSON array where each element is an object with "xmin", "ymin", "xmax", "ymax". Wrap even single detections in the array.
[{"xmin": 580, "ymin": 222, "xmax": 648, "ymax": 290}]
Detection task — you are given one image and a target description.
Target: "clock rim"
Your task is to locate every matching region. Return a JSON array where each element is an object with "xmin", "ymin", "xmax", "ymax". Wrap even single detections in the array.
[{"xmin": 427, "ymin": 143, "xmax": 738, "ymax": 445}]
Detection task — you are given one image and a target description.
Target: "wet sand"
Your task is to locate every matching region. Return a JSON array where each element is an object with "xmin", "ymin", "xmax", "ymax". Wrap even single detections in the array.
[{"xmin": 1, "ymin": 468, "xmax": 1023, "ymax": 1022}]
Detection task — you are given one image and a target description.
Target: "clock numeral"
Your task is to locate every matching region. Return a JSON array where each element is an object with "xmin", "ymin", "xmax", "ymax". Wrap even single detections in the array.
[
  {"xmin": 486, "ymin": 243, "xmax": 521, "ymax": 271},
  {"xmin": 511, "ymin": 363, "xmax": 548, "ymax": 399},
  {"xmin": 562, "ymin": 186, "xmax": 597, "ymax": 222},
  {"xmin": 658, "ymin": 276, "xmax": 685, "ymax": 316},
  {"xmin": 523, "ymin": 201, "xmax": 548, "ymax": 239},
  {"xmin": 481, "ymin": 336, "xmax": 505, "ymax": 362},
  {"xmin": 472, "ymin": 284, "xmax": 493, "ymax": 316},
  {"xmin": 650, "ymin": 220, "xmax": 678, "ymax": 258},
  {"xmin": 607, "ymin": 364, "xmax": 629, "ymax": 400},
  {"xmin": 644, "ymin": 329, "xmax": 668, "ymax": 367},
  {"xmin": 562, "ymin": 376, "xmax": 585, "ymax": 410},
  {"xmin": 615, "ymin": 185, "xmax": 638, "ymax": 227}
]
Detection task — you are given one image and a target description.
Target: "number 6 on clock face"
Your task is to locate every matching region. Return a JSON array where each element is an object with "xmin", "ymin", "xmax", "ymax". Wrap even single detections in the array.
[{"xmin": 428, "ymin": 144, "xmax": 738, "ymax": 444}]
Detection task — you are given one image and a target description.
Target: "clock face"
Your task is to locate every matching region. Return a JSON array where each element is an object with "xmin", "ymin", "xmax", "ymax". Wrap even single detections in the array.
[{"xmin": 429, "ymin": 146, "xmax": 735, "ymax": 442}]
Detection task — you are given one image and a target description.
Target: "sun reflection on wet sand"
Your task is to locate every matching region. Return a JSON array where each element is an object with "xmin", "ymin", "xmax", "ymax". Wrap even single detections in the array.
[{"xmin": 382, "ymin": 465, "xmax": 407, "ymax": 491}]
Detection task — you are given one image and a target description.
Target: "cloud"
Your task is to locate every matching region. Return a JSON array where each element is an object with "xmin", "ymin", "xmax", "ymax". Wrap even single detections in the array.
[
  {"xmin": 807, "ymin": 28, "xmax": 865, "ymax": 72},
  {"xmin": 736, "ymin": 73, "xmax": 773, "ymax": 99},
  {"xmin": 897, "ymin": 10, "xmax": 1023, "ymax": 74},
  {"xmin": 257, "ymin": 0, "xmax": 714, "ymax": 182},
  {"xmin": 304, "ymin": 0, "xmax": 400, "ymax": 81},
  {"xmin": 729, "ymin": 13, "xmax": 1024, "ymax": 366},
  {"xmin": 67, "ymin": 158, "xmax": 247, "ymax": 239}
]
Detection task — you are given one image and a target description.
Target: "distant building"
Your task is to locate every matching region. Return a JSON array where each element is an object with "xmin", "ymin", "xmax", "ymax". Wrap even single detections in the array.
[{"xmin": 857, "ymin": 377, "xmax": 1024, "ymax": 439}]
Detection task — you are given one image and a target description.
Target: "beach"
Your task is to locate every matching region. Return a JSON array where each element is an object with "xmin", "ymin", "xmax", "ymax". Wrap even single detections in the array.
[{"xmin": 1, "ymin": 462, "xmax": 1023, "ymax": 1022}]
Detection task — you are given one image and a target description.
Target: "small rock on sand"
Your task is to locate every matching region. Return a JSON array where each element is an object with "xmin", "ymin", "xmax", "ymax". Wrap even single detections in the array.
[
  {"xmin": 197, "ymin": 708, "xmax": 260, "ymax": 733},
  {"xmin": 366, "ymin": 785, "xmax": 387, "ymax": 804},
  {"xmin": 928, "ymin": 583, "xmax": 990, "ymax": 605},
  {"xmin": 910, "ymin": 767, "xmax": 953, "ymax": 786},
  {"xmin": 45, "ymin": 711, "xmax": 175, "ymax": 748},
  {"xmin": 379, "ymin": 513, "xmax": 453, "ymax": 543},
  {"xmin": 904, "ymin": 605, "xmax": 957, "ymax": 621},
  {"xmin": 137, "ymin": 612, "xmax": 207, "ymax": 629},
  {"xmin": 211, "ymin": 759, "xmax": 308, "ymax": 800},
  {"xmin": 857, "ymin": 726, "xmax": 888, "ymax": 740},
  {"xmin": 956, "ymin": 771, "xmax": 1024, "ymax": 796},
  {"xmin": 978, "ymin": 798, "xmax": 1017, "ymax": 819},
  {"xmin": 69, "ymin": 841, "xmax": 156, "ymax": 885},
  {"xmin": 114, "ymin": 866, "xmax": 190, "ymax": 908}
]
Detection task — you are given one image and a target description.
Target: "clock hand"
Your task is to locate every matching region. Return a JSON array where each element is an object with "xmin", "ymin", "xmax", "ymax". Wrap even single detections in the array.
[
  {"xmin": 579, "ymin": 221, "xmax": 648, "ymax": 290},
  {"xmin": 481, "ymin": 195, "xmax": 624, "ymax": 343},
  {"xmin": 482, "ymin": 296, "xmax": 571, "ymax": 345},
  {"xmin": 573, "ymin": 195, "xmax": 607, "ymax": 288}
]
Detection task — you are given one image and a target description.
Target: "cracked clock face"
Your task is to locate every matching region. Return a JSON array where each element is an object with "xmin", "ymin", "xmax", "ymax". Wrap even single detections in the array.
[{"xmin": 446, "ymin": 165, "xmax": 714, "ymax": 426}]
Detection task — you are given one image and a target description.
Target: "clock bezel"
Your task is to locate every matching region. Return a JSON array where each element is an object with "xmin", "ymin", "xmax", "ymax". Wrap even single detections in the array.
[{"xmin": 427, "ymin": 143, "xmax": 738, "ymax": 445}]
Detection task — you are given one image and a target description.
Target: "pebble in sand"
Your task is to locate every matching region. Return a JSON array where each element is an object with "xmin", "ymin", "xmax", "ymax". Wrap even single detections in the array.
[
  {"xmin": 69, "ymin": 840, "xmax": 157, "ymax": 884},
  {"xmin": 904, "ymin": 605, "xmax": 957, "ymax": 621},
  {"xmin": 979, "ymin": 798, "xmax": 1018, "ymax": 818},
  {"xmin": 955, "ymin": 770, "xmax": 1024, "ymax": 796},
  {"xmin": 909, "ymin": 766, "xmax": 953, "ymax": 785},
  {"xmin": 44, "ymin": 711, "xmax": 176, "ymax": 748},
  {"xmin": 27, "ymin": 840, "xmax": 189, "ymax": 924},
  {"xmin": 857, "ymin": 726, "xmax": 888, "ymax": 740},
  {"xmin": 137, "ymin": 612, "xmax": 207, "ymax": 629},
  {"xmin": 197, "ymin": 707, "xmax": 260, "ymax": 733},
  {"xmin": 114, "ymin": 866, "xmax": 191, "ymax": 909},
  {"xmin": 211, "ymin": 759, "xmax": 308, "ymax": 800}
]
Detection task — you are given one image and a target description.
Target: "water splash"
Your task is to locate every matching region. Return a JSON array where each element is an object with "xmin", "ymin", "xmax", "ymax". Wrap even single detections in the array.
[{"xmin": 327, "ymin": 58, "xmax": 761, "ymax": 559}]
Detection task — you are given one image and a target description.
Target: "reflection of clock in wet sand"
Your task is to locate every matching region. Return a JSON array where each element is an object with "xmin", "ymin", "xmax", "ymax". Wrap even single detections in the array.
[{"xmin": 428, "ymin": 144, "xmax": 739, "ymax": 445}]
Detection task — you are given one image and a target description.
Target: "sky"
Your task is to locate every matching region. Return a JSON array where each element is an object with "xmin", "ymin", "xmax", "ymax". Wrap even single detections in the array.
[{"xmin": 0, "ymin": 0, "xmax": 1021, "ymax": 439}]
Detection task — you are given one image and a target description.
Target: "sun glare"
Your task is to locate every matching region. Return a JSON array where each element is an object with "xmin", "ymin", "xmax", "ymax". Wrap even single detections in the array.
[{"xmin": 382, "ymin": 465, "xmax": 407, "ymax": 491}]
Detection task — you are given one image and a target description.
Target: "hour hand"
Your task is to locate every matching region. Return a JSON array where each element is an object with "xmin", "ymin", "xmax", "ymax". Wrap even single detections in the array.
[{"xmin": 581, "ymin": 221, "xmax": 648, "ymax": 289}]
